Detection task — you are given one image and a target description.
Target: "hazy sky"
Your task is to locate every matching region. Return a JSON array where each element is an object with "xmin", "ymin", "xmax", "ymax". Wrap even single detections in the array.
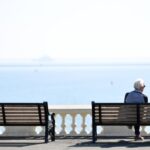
[{"xmin": 0, "ymin": 0, "xmax": 150, "ymax": 63}]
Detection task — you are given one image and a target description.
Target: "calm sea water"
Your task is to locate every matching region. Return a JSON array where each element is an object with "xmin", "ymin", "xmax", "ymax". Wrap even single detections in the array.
[{"xmin": 0, "ymin": 64, "xmax": 150, "ymax": 105}]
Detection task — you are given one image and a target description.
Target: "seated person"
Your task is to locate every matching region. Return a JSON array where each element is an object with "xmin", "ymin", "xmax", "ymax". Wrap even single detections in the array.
[{"xmin": 124, "ymin": 78, "xmax": 148, "ymax": 141}]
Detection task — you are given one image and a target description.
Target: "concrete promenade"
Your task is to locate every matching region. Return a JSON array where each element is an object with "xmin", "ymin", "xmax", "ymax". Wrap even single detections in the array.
[{"xmin": 0, "ymin": 137, "xmax": 150, "ymax": 150}]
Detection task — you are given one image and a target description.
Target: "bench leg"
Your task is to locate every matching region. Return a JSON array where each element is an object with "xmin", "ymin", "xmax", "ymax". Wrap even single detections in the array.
[
  {"xmin": 45, "ymin": 125, "xmax": 49, "ymax": 143},
  {"xmin": 92, "ymin": 125, "xmax": 97, "ymax": 143}
]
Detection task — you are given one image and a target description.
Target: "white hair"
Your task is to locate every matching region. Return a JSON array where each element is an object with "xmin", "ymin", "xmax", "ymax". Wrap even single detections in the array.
[{"xmin": 134, "ymin": 78, "xmax": 145, "ymax": 90}]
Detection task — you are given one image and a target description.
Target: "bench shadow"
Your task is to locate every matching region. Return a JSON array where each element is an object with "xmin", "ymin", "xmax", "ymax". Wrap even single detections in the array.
[
  {"xmin": 0, "ymin": 142, "xmax": 44, "ymax": 147},
  {"xmin": 0, "ymin": 136, "xmax": 47, "ymax": 147},
  {"xmin": 69, "ymin": 137, "xmax": 150, "ymax": 148}
]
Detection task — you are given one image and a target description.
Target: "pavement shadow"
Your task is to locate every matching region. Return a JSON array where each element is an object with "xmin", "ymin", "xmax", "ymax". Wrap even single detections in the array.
[
  {"xmin": 0, "ymin": 142, "xmax": 44, "ymax": 147},
  {"xmin": 0, "ymin": 136, "xmax": 48, "ymax": 147},
  {"xmin": 70, "ymin": 139, "xmax": 150, "ymax": 148}
]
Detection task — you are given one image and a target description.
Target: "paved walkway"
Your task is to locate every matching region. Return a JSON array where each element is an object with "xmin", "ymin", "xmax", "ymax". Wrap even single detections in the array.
[{"xmin": 0, "ymin": 137, "xmax": 150, "ymax": 150}]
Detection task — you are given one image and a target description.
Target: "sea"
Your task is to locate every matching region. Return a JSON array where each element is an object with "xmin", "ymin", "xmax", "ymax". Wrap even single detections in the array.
[{"xmin": 0, "ymin": 64, "xmax": 150, "ymax": 105}]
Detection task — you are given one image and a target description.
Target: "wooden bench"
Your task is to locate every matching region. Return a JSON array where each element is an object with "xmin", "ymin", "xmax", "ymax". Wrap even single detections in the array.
[
  {"xmin": 0, "ymin": 101, "xmax": 55, "ymax": 143},
  {"xmin": 92, "ymin": 101, "xmax": 150, "ymax": 143}
]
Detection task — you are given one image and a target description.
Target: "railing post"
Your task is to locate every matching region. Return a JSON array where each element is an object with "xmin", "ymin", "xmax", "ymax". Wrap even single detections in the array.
[
  {"xmin": 70, "ymin": 113, "xmax": 76, "ymax": 135},
  {"xmin": 60, "ymin": 113, "xmax": 66, "ymax": 135},
  {"xmin": 80, "ymin": 113, "xmax": 87, "ymax": 135}
]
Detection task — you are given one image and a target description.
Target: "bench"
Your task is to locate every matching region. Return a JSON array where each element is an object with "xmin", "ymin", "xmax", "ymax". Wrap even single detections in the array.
[
  {"xmin": 0, "ymin": 101, "xmax": 55, "ymax": 143},
  {"xmin": 92, "ymin": 101, "xmax": 150, "ymax": 143}
]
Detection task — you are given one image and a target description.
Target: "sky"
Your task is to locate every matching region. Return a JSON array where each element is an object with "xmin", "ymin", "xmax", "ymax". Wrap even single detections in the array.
[{"xmin": 0, "ymin": 0, "xmax": 150, "ymax": 63}]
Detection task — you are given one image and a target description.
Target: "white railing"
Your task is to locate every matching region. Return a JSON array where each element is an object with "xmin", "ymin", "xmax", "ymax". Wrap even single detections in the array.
[{"xmin": 49, "ymin": 105, "xmax": 92, "ymax": 136}]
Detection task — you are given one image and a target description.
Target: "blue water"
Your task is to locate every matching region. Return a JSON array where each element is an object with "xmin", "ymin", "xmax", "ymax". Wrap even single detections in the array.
[{"xmin": 0, "ymin": 64, "xmax": 150, "ymax": 104}]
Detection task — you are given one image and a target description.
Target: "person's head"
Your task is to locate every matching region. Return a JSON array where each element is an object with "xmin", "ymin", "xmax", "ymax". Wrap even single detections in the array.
[{"xmin": 134, "ymin": 78, "xmax": 145, "ymax": 92}]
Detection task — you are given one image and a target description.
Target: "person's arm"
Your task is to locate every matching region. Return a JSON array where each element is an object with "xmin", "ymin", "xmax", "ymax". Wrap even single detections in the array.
[
  {"xmin": 124, "ymin": 92, "xmax": 129, "ymax": 103},
  {"xmin": 143, "ymin": 94, "xmax": 148, "ymax": 103}
]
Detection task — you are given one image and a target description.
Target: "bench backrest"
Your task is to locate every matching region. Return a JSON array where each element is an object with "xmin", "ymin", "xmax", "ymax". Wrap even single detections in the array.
[
  {"xmin": 92, "ymin": 102, "xmax": 150, "ymax": 126},
  {"xmin": 0, "ymin": 102, "xmax": 48, "ymax": 126},
  {"xmin": 140, "ymin": 104, "xmax": 150, "ymax": 125}
]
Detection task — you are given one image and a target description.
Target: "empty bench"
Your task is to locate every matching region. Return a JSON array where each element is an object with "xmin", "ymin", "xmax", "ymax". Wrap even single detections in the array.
[
  {"xmin": 0, "ymin": 101, "xmax": 55, "ymax": 143},
  {"xmin": 92, "ymin": 101, "xmax": 150, "ymax": 142}
]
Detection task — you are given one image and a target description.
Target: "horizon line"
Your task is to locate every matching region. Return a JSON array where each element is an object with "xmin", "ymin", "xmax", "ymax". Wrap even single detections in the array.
[{"xmin": 0, "ymin": 62, "xmax": 150, "ymax": 67}]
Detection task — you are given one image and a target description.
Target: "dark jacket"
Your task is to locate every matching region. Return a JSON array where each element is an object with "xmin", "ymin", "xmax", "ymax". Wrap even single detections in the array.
[{"xmin": 124, "ymin": 92, "xmax": 148, "ymax": 103}]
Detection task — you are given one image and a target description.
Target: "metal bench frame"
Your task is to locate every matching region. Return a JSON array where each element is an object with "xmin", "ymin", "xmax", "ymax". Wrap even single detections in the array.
[
  {"xmin": 92, "ymin": 101, "xmax": 150, "ymax": 143},
  {"xmin": 0, "ymin": 101, "xmax": 55, "ymax": 143}
]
